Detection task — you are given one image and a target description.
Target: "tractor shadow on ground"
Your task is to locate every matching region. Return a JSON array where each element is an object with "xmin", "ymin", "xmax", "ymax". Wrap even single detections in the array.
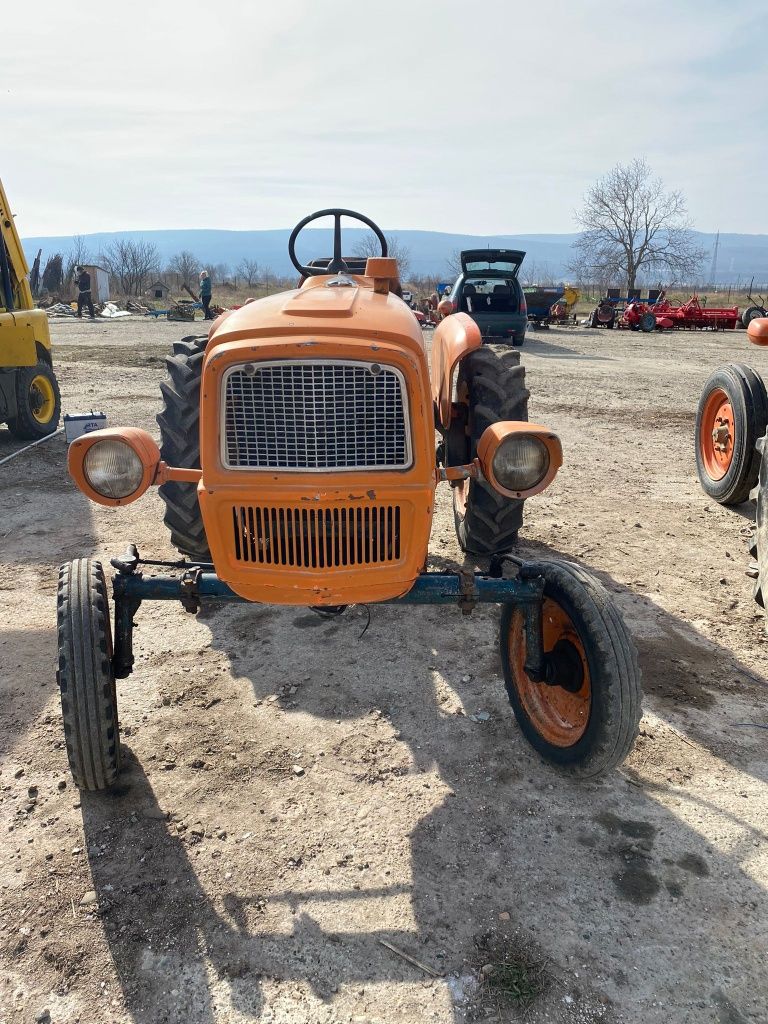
[
  {"xmin": 522, "ymin": 333, "xmax": 614, "ymax": 361},
  {"xmin": 80, "ymin": 551, "xmax": 768, "ymax": 1023}
]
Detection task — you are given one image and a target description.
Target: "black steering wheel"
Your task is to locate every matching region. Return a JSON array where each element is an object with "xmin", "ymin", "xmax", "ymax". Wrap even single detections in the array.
[{"xmin": 288, "ymin": 208, "xmax": 388, "ymax": 277}]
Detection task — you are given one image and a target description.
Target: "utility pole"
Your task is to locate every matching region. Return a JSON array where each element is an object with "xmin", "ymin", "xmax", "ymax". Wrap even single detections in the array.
[{"xmin": 708, "ymin": 230, "xmax": 720, "ymax": 291}]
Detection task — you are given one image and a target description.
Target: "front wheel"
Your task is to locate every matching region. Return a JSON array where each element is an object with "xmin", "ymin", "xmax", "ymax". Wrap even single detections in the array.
[
  {"xmin": 7, "ymin": 361, "xmax": 61, "ymax": 440},
  {"xmin": 696, "ymin": 363, "xmax": 768, "ymax": 505},
  {"xmin": 57, "ymin": 559, "xmax": 121, "ymax": 790},
  {"xmin": 500, "ymin": 560, "xmax": 642, "ymax": 777}
]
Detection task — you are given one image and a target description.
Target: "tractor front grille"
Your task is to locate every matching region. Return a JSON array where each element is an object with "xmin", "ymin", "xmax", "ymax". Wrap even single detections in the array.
[
  {"xmin": 231, "ymin": 503, "xmax": 402, "ymax": 569},
  {"xmin": 222, "ymin": 360, "xmax": 410, "ymax": 471}
]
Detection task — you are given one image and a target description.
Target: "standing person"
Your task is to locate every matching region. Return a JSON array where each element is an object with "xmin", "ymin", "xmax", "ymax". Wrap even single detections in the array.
[
  {"xmin": 200, "ymin": 270, "xmax": 213, "ymax": 320},
  {"xmin": 75, "ymin": 266, "xmax": 96, "ymax": 319}
]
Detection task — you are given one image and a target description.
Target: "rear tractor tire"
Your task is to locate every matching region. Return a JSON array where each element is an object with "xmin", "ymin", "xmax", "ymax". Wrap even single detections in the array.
[
  {"xmin": 7, "ymin": 361, "xmax": 61, "ymax": 440},
  {"xmin": 452, "ymin": 344, "xmax": 529, "ymax": 555},
  {"xmin": 57, "ymin": 559, "xmax": 121, "ymax": 791},
  {"xmin": 750, "ymin": 434, "xmax": 768, "ymax": 613},
  {"xmin": 157, "ymin": 336, "xmax": 211, "ymax": 561},
  {"xmin": 500, "ymin": 559, "xmax": 642, "ymax": 778},
  {"xmin": 742, "ymin": 306, "xmax": 766, "ymax": 328},
  {"xmin": 695, "ymin": 363, "xmax": 768, "ymax": 505}
]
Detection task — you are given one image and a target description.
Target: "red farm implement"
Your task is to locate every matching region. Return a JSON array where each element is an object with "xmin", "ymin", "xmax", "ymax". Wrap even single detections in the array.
[{"xmin": 621, "ymin": 293, "xmax": 739, "ymax": 332}]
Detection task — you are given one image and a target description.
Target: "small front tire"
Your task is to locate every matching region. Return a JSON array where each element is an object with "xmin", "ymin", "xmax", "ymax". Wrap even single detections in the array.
[
  {"xmin": 57, "ymin": 559, "xmax": 121, "ymax": 790},
  {"xmin": 500, "ymin": 559, "xmax": 642, "ymax": 778}
]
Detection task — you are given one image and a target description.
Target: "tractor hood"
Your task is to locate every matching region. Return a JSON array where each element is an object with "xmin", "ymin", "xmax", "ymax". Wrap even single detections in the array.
[{"xmin": 460, "ymin": 249, "xmax": 525, "ymax": 276}]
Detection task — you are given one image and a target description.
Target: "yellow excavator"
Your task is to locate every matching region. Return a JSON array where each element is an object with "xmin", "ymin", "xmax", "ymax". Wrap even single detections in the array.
[{"xmin": 0, "ymin": 178, "xmax": 61, "ymax": 439}]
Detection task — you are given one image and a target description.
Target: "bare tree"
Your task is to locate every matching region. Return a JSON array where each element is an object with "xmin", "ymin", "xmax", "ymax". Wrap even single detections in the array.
[
  {"xmin": 212, "ymin": 262, "xmax": 230, "ymax": 285},
  {"xmin": 236, "ymin": 258, "xmax": 260, "ymax": 287},
  {"xmin": 444, "ymin": 249, "xmax": 463, "ymax": 279},
  {"xmin": 41, "ymin": 254, "xmax": 64, "ymax": 294},
  {"xmin": 168, "ymin": 250, "xmax": 200, "ymax": 289},
  {"xmin": 100, "ymin": 239, "xmax": 161, "ymax": 296},
  {"xmin": 64, "ymin": 235, "xmax": 91, "ymax": 281},
  {"xmin": 570, "ymin": 158, "xmax": 706, "ymax": 292},
  {"xmin": 353, "ymin": 233, "xmax": 411, "ymax": 280}
]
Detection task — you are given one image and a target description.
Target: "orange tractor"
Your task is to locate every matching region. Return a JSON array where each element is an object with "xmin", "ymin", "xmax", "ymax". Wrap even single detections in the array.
[
  {"xmin": 696, "ymin": 317, "xmax": 768, "ymax": 606},
  {"xmin": 57, "ymin": 210, "xmax": 641, "ymax": 790}
]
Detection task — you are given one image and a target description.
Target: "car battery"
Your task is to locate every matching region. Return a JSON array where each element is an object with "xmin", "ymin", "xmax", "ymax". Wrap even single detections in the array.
[{"xmin": 64, "ymin": 412, "xmax": 108, "ymax": 444}]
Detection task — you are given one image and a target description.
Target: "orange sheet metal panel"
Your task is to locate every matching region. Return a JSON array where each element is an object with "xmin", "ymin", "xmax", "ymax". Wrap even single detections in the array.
[
  {"xmin": 430, "ymin": 313, "xmax": 483, "ymax": 429},
  {"xmin": 196, "ymin": 329, "xmax": 435, "ymax": 606}
]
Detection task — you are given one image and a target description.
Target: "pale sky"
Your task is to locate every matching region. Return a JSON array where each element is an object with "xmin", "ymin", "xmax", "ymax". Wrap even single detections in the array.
[{"xmin": 4, "ymin": 0, "xmax": 767, "ymax": 237}]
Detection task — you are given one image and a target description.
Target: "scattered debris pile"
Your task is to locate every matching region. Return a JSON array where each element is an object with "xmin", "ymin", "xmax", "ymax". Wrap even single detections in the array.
[
  {"xmin": 100, "ymin": 302, "xmax": 130, "ymax": 319},
  {"xmin": 44, "ymin": 302, "xmax": 77, "ymax": 318},
  {"xmin": 167, "ymin": 300, "xmax": 197, "ymax": 322}
]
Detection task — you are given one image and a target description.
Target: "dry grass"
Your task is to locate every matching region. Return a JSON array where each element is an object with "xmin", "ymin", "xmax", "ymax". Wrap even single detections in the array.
[{"xmin": 470, "ymin": 931, "xmax": 551, "ymax": 1020}]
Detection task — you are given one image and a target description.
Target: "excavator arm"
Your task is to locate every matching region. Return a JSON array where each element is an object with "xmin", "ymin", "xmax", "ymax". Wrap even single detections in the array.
[{"xmin": 0, "ymin": 177, "xmax": 52, "ymax": 368}]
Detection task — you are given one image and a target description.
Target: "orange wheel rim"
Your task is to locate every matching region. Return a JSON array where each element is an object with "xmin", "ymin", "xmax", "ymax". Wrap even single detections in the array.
[
  {"xmin": 699, "ymin": 388, "xmax": 734, "ymax": 481},
  {"xmin": 508, "ymin": 598, "xmax": 592, "ymax": 746}
]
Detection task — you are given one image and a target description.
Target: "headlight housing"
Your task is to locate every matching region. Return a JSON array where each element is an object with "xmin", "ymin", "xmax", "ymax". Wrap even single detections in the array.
[
  {"xmin": 84, "ymin": 440, "xmax": 145, "ymax": 499},
  {"xmin": 67, "ymin": 427, "xmax": 161, "ymax": 506},
  {"xmin": 477, "ymin": 422, "xmax": 562, "ymax": 498}
]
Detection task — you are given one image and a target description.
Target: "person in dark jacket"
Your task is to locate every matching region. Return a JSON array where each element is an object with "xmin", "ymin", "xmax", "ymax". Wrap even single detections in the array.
[
  {"xmin": 200, "ymin": 270, "xmax": 213, "ymax": 320},
  {"xmin": 75, "ymin": 266, "xmax": 96, "ymax": 319}
]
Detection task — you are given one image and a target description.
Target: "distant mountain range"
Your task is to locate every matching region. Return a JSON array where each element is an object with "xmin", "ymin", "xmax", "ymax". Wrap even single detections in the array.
[{"xmin": 20, "ymin": 227, "xmax": 768, "ymax": 286}]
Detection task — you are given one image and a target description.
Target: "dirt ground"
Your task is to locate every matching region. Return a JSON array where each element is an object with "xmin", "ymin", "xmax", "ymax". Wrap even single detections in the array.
[{"xmin": 1, "ymin": 317, "xmax": 767, "ymax": 1024}]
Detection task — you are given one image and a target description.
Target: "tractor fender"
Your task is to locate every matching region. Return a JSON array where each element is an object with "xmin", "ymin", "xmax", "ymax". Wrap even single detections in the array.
[{"xmin": 431, "ymin": 312, "xmax": 483, "ymax": 430}]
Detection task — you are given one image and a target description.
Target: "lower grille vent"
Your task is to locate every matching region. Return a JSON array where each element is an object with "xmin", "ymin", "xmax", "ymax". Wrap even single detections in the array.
[{"xmin": 232, "ymin": 504, "xmax": 401, "ymax": 568}]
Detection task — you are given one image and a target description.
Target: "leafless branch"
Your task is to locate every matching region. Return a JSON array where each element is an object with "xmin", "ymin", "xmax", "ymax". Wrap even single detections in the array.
[{"xmin": 569, "ymin": 158, "xmax": 706, "ymax": 291}]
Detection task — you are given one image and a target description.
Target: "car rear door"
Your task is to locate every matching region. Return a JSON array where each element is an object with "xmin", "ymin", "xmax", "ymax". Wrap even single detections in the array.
[{"xmin": 460, "ymin": 249, "xmax": 525, "ymax": 276}]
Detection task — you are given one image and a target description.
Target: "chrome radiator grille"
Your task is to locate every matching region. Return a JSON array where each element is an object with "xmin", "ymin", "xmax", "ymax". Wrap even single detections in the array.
[
  {"xmin": 223, "ymin": 360, "xmax": 410, "ymax": 471},
  {"xmin": 232, "ymin": 504, "xmax": 402, "ymax": 568}
]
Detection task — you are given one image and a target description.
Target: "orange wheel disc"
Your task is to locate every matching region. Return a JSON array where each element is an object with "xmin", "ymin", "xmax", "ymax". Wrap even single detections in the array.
[
  {"xmin": 699, "ymin": 387, "xmax": 735, "ymax": 481},
  {"xmin": 507, "ymin": 598, "xmax": 592, "ymax": 747}
]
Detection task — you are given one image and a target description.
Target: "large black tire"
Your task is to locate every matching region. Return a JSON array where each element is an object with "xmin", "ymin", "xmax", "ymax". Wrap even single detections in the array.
[
  {"xmin": 57, "ymin": 559, "xmax": 120, "ymax": 791},
  {"xmin": 695, "ymin": 363, "xmax": 768, "ymax": 505},
  {"xmin": 500, "ymin": 559, "xmax": 642, "ymax": 778},
  {"xmin": 750, "ymin": 436, "xmax": 768, "ymax": 613},
  {"xmin": 512, "ymin": 331, "xmax": 525, "ymax": 347},
  {"xmin": 7, "ymin": 361, "xmax": 61, "ymax": 440},
  {"xmin": 157, "ymin": 336, "xmax": 210, "ymax": 560},
  {"xmin": 742, "ymin": 306, "xmax": 766, "ymax": 328},
  {"xmin": 452, "ymin": 345, "xmax": 529, "ymax": 555}
]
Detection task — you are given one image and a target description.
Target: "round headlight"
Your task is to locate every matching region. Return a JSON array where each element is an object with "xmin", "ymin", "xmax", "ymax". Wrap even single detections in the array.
[
  {"xmin": 83, "ymin": 439, "xmax": 144, "ymax": 499},
  {"xmin": 492, "ymin": 435, "xmax": 550, "ymax": 492}
]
